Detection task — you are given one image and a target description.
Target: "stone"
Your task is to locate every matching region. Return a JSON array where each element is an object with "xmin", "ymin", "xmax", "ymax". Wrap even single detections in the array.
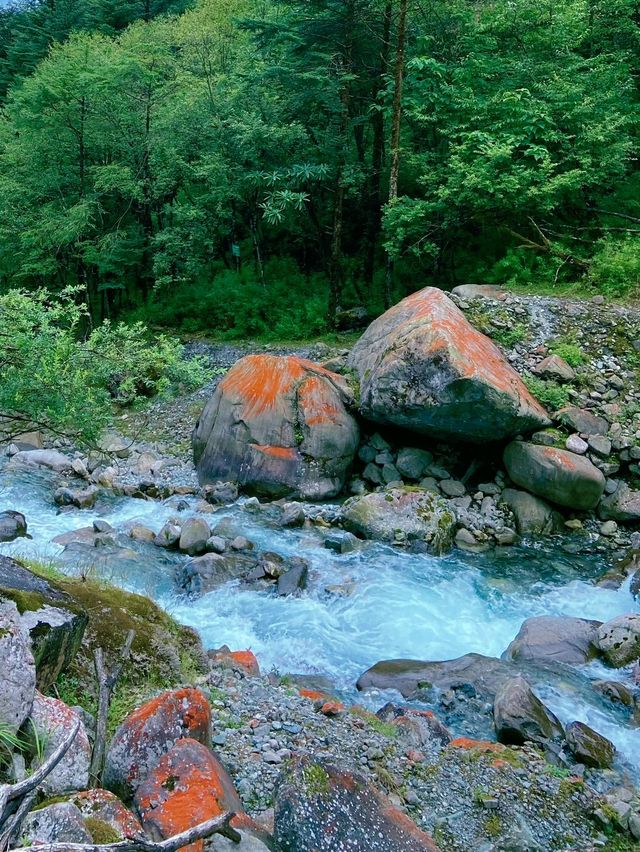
[
  {"xmin": 281, "ymin": 502, "xmax": 306, "ymax": 527},
  {"xmin": 565, "ymin": 434, "xmax": 588, "ymax": 454},
  {"xmin": 21, "ymin": 601, "xmax": 87, "ymax": 691},
  {"xmin": 440, "ymin": 479, "xmax": 466, "ymax": 497},
  {"xmin": 454, "ymin": 528, "xmax": 488, "ymax": 553},
  {"xmin": 396, "ymin": 448, "xmax": 433, "ymax": 481},
  {"xmin": 565, "ymin": 721, "xmax": 616, "ymax": 768},
  {"xmin": 103, "ymin": 687, "xmax": 211, "ymax": 801},
  {"xmin": 588, "ymin": 435, "xmax": 612, "ymax": 457},
  {"xmin": 556, "ymin": 406, "xmax": 608, "ymax": 436},
  {"xmin": 128, "ymin": 524, "xmax": 156, "ymax": 543},
  {"xmin": 209, "ymin": 647, "xmax": 261, "ymax": 677},
  {"xmin": 23, "ymin": 803, "xmax": 92, "ymax": 845},
  {"xmin": 179, "ymin": 517, "xmax": 211, "ymax": 555},
  {"xmin": 30, "ymin": 692, "xmax": 91, "ymax": 794},
  {"xmin": 500, "ymin": 488, "xmax": 560, "ymax": 535},
  {"xmin": 134, "ymin": 738, "xmax": 242, "ymax": 852},
  {"xmin": 155, "ymin": 522, "xmax": 181, "ymax": 549},
  {"xmin": 450, "ymin": 284, "xmax": 508, "ymax": 301},
  {"xmin": 504, "ymin": 616, "xmax": 601, "ymax": 665},
  {"xmin": 596, "ymin": 615, "xmax": 640, "ymax": 667},
  {"xmin": 0, "ymin": 510, "xmax": 27, "ymax": 542},
  {"xmin": 274, "ymin": 755, "xmax": 440, "ymax": 851},
  {"xmin": 532, "ymin": 355, "xmax": 576, "ymax": 383},
  {"xmin": 70, "ymin": 789, "xmax": 143, "ymax": 840},
  {"xmin": 0, "ymin": 598, "xmax": 36, "ymax": 734},
  {"xmin": 503, "ymin": 441, "xmax": 605, "ymax": 510},
  {"xmin": 277, "ymin": 560, "xmax": 308, "ymax": 596},
  {"xmin": 600, "ymin": 520, "xmax": 618, "ymax": 537},
  {"xmin": 202, "ymin": 481, "xmax": 239, "ymax": 505},
  {"xmin": 54, "ymin": 486, "xmax": 98, "ymax": 509},
  {"xmin": 9, "ymin": 449, "xmax": 73, "ymax": 472},
  {"xmin": 493, "ymin": 676, "xmax": 563, "ymax": 746},
  {"xmin": 341, "ymin": 488, "xmax": 455, "ymax": 554},
  {"xmin": 592, "ymin": 680, "xmax": 635, "ymax": 707},
  {"xmin": 599, "ymin": 483, "xmax": 640, "ymax": 522},
  {"xmin": 348, "ymin": 288, "xmax": 549, "ymax": 443},
  {"xmin": 206, "ymin": 535, "xmax": 227, "ymax": 554},
  {"xmin": 193, "ymin": 355, "xmax": 359, "ymax": 500}
]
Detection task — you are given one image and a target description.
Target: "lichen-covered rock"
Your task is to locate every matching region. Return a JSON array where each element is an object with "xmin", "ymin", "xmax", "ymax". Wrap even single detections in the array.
[
  {"xmin": 30, "ymin": 691, "xmax": 91, "ymax": 794},
  {"xmin": 193, "ymin": 355, "xmax": 359, "ymax": 500},
  {"xmin": 341, "ymin": 487, "xmax": 455, "ymax": 553},
  {"xmin": 493, "ymin": 676, "xmax": 564, "ymax": 746},
  {"xmin": 23, "ymin": 803, "xmax": 93, "ymax": 845},
  {"xmin": 347, "ymin": 287, "xmax": 549, "ymax": 443},
  {"xmin": 504, "ymin": 616, "xmax": 602, "ymax": 665},
  {"xmin": 274, "ymin": 755, "xmax": 440, "ymax": 851},
  {"xmin": 565, "ymin": 721, "xmax": 616, "ymax": 768},
  {"xmin": 0, "ymin": 510, "xmax": 27, "ymax": 542},
  {"xmin": 103, "ymin": 687, "xmax": 212, "ymax": 801},
  {"xmin": 596, "ymin": 614, "xmax": 640, "ymax": 667},
  {"xmin": 134, "ymin": 738, "xmax": 242, "ymax": 852},
  {"xmin": 599, "ymin": 483, "xmax": 640, "ymax": 522},
  {"xmin": 70, "ymin": 789, "xmax": 143, "ymax": 840},
  {"xmin": 503, "ymin": 441, "xmax": 605, "ymax": 510},
  {"xmin": 0, "ymin": 598, "xmax": 36, "ymax": 734}
]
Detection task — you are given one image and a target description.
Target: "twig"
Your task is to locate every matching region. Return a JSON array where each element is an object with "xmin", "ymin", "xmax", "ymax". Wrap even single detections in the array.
[{"xmin": 89, "ymin": 630, "xmax": 135, "ymax": 786}]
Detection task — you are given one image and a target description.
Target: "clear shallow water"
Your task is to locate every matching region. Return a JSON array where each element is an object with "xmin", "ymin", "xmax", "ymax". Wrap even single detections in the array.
[{"xmin": 1, "ymin": 461, "xmax": 639, "ymax": 775}]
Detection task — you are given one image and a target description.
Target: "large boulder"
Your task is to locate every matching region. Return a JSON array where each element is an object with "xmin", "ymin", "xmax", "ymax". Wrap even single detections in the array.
[
  {"xmin": 29, "ymin": 691, "xmax": 91, "ymax": 794},
  {"xmin": 23, "ymin": 803, "xmax": 93, "ymax": 845},
  {"xmin": 504, "ymin": 616, "xmax": 602, "ymax": 666},
  {"xmin": 493, "ymin": 676, "xmax": 563, "ymax": 746},
  {"xmin": 347, "ymin": 287, "xmax": 549, "ymax": 443},
  {"xmin": 503, "ymin": 442, "xmax": 605, "ymax": 510},
  {"xmin": 274, "ymin": 755, "xmax": 440, "ymax": 851},
  {"xmin": 341, "ymin": 487, "xmax": 455, "ymax": 553},
  {"xmin": 103, "ymin": 687, "xmax": 211, "ymax": 801},
  {"xmin": 70, "ymin": 790, "xmax": 143, "ymax": 840},
  {"xmin": 134, "ymin": 738, "xmax": 242, "ymax": 852},
  {"xmin": 596, "ymin": 615, "xmax": 640, "ymax": 667},
  {"xmin": 0, "ymin": 510, "xmax": 27, "ymax": 542},
  {"xmin": 176, "ymin": 552, "xmax": 257, "ymax": 596},
  {"xmin": 564, "ymin": 721, "xmax": 616, "ymax": 769},
  {"xmin": 357, "ymin": 653, "xmax": 516, "ymax": 701},
  {"xmin": 599, "ymin": 483, "xmax": 640, "ymax": 522},
  {"xmin": 8, "ymin": 448, "xmax": 73, "ymax": 472},
  {"xmin": 193, "ymin": 355, "xmax": 359, "ymax": 500},
  {"xmin": 500, "ymin": 488, "xmax": 561, "ymax": 535},
  {"xmin": 0, "ymin": 598, "xmax": 36, "ymax": 734}
]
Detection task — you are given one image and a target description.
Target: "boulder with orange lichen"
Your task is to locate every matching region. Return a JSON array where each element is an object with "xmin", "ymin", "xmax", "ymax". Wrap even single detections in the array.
[
  {"xmin": 503, "ymin": 441, "xmax": 605, "ymax": 509},
  {"xmin": 274, "ymin": 755, "xmax": 440, "ymax": 851},
  {"xmin": 134, "ymin": 738, "xmax": 242, "ymax": 852},
  {"xmin": 348, "ymin": 287, "xmax": 549, "ymax": 443},
  {"xmin": 69, "ymin": 789, "xmax": 143, "ymax": 840},
  {"xmin": 193, "ymin": 354, "xmax": 359, "ymax": 500},
  {"xmin": 103, "ymin": 687, "xmax": 211, "ymax": 801}
]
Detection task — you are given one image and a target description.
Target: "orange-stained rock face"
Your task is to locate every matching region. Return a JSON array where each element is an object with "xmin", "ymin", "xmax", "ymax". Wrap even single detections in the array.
[
  {"xmin": 193, "ymin": 355, "xmax": 359, "ymax": 500},
  {"xmin": 103, "ymin": 688, "xmax": 211, "ymax": 802},
  {"xmin": 348, "ymin": 287, "xmax": 550, "ymax": 442},
  {"xmin": 449, "ymin": 738, "xmax": 506, "ymax": 753},
  {"xmin": 134, "ymin": 738, "xmax": 242, "ymax": 852}
]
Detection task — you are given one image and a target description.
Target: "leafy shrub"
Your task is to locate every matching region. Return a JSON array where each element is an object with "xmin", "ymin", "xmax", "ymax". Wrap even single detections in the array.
[
  {"xmin": 549, "ymin": 341, "xmax": 585, "ymax": 367},
  {"xmin": 523, "ymin": 375, "xmax": 570, "ymax": 411},
  {"xmin": 491, "ymin": 323, "xmax": 528, "ymax": 348},
  {"xmin": 588, "ymin": 236, "xmax": 640, "ymax": 299}
]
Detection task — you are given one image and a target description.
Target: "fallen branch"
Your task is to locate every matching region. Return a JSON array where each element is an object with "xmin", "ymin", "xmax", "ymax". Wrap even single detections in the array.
[
  {"xmin": 90, "ymin": 630, "xmax": 136, "ymax": 786},
  {"xmin": 9, "ymin": 812, "xmax": 242, "ymax": 852}
]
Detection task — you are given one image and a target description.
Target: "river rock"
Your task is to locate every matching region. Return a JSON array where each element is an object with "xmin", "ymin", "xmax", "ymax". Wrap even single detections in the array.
[
  {"xmin": 23, "ymin": 803, "xmax": 93, "ymax": 845},
  {"xmin": 0, "ymin": 598, "xmax": 36, "ymax": 734},
  {"xmin": 177, "ymin": 552, "xmax": 257, "ymax": 595},
  {"xmin": 565, "ymin": 721, "xmax": 616, "ymax": 768},
  {"xmin": 134, "ymin": 738, "xmax": 242, "ymax": 852},
  {"xmin": 556, "ymin": 406, "xmax": 608, "ymax": 436},
  {"xmin": 274, "ymin": 754, "xmax": 440, "ymax": 851},
  {"xmin": 347, "ymin": 287, "xmax": 549, "ymax": 443},
  {"xmin": 493, "ymin": 676, "xmax": 563, "ymax": 746},
  {"xmin": 357, "ymin": 653, "xmax": 516, "ymax": 701},
  {"xmin": 54, "ymin": 486, "xmax": 98, "ymax": 509},
  {"xmin": 598, "ymin": 483, "xmax": 640, "ymax": 522},
  {"xmin": 532, "ymin": 355, "xmax": 575, "ymax": 383},
  {"xmin": 30, "ymin": 691, "xmax": 91, "ymax": 794},
  {"xmin": 596, "ymin": 614, "xmax": 640, "ymax": 667},
  {"xmin": 155, "ymin": 522, "xmax": 181, "ymax": 549},
  {"xmin": 103, "ymin": 687, "xmax": 211, "ymax": 801},
  {"xmin": 503, "ymin": 441, "xmax": 605, "ymax": 510},
  {"xmin": 500, "ymin": 488, "xmax": 561, "ymax": 534},
  {"xmin": 396, "ymin": 448, "xmax": 433, "ymax": 481},
  {"xmin": 592, "ymin": 680, "xmax": 635, "ymax": 707},
  {"xmin": 504, "ymin": 616, "xmax": 602, "ymax": 665},
  {"xmin": 193, "ymin": 355, "xmax": 359, "ymax": 500},
  {"xmin": 341, "ymin": 487, "xmax": 455, "ymax": 553},
  {"xmin": 9, "ymin": 448, "xmax": 73, "ymax": 472},
  {"xmin": 0, "ymin": 510, "xmax": 27, "ymax": 542},
  {"xmin": 179, "ymin": 517, "xmax": 211, "ymax": 555}
]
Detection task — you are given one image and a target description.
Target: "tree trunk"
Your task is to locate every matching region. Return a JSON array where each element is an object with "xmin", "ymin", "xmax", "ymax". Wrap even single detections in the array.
[{"xmin": 384, "ymin": 0, "xmax": 408, "ymax": 308}]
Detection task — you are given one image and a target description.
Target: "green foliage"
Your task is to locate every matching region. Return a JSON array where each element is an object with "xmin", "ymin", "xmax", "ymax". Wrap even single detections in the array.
[
  {"xmin": 490, "ymin": 323, "xmax": 528, "ymax": 349},
  {"xmin": 0, "ymin": 289, "xmax": 208, "ymax": 445},
  {"xmin": 523, "ymin": 375, "xmax": 570, "ymax": 411},
  {"xmin": 588, "ymin": 236, "xmax": 640, "ymax": 299},
  {"xmin": 549, "ymin": 341, "xmax": 585, "ymax": 367}
]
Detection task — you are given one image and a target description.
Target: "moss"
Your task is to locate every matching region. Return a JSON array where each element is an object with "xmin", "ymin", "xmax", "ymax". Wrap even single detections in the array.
[
  {"xmin": 0, "ymin": 588, "xmax": 46, "ymax": 615},
  {"xmin": 483, "ymin": 814, "xmax": 502, "ymax": 838},
  {"xmin": 523, "ymin": 375, "xmax": 570, "ymax": 410},
  {"xmin": 491, "ymin": 323, "xmax": 528, "ymax": 348},
  {"xmin": 84, "ymin": 818, "xmax": 121, "ymax": 844},
  {"xmin": 301, "ymin": 763, "xmax": 330, "ymax": 796},
  {"xmin": 349, "ymin": 706, "xmax": 398, "ymax": 739}
]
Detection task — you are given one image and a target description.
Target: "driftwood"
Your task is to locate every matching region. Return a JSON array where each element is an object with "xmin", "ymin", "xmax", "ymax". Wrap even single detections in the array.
[
  {"xmin": 90, "ymin": 630, "xmax": 136, "ymax": 786},
  {"xmin": 8, "ymin": 812, "xmax": 242, "ymax": 852}
]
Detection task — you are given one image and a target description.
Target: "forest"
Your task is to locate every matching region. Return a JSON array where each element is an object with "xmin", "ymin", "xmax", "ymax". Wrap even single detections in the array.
[{"xmin": 0, "ymin": 0, "xmax": 638, "ymax": 338}]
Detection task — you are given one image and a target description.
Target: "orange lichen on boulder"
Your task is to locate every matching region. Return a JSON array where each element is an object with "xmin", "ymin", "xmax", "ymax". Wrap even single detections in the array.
[
  {"xmin": 229, "ymin": 650, "xmax": 260, "ymax": 676},
  {"xmin": 449, "ymin": 738, "xmax": 506, "ymax": 753},
  {"xmin": 71, "ymin": 790, "xmax": 143, "ymax": 840},
  {"xmin": 134, "ymin": 738, "xmax": 242, "ymax": 852}
]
